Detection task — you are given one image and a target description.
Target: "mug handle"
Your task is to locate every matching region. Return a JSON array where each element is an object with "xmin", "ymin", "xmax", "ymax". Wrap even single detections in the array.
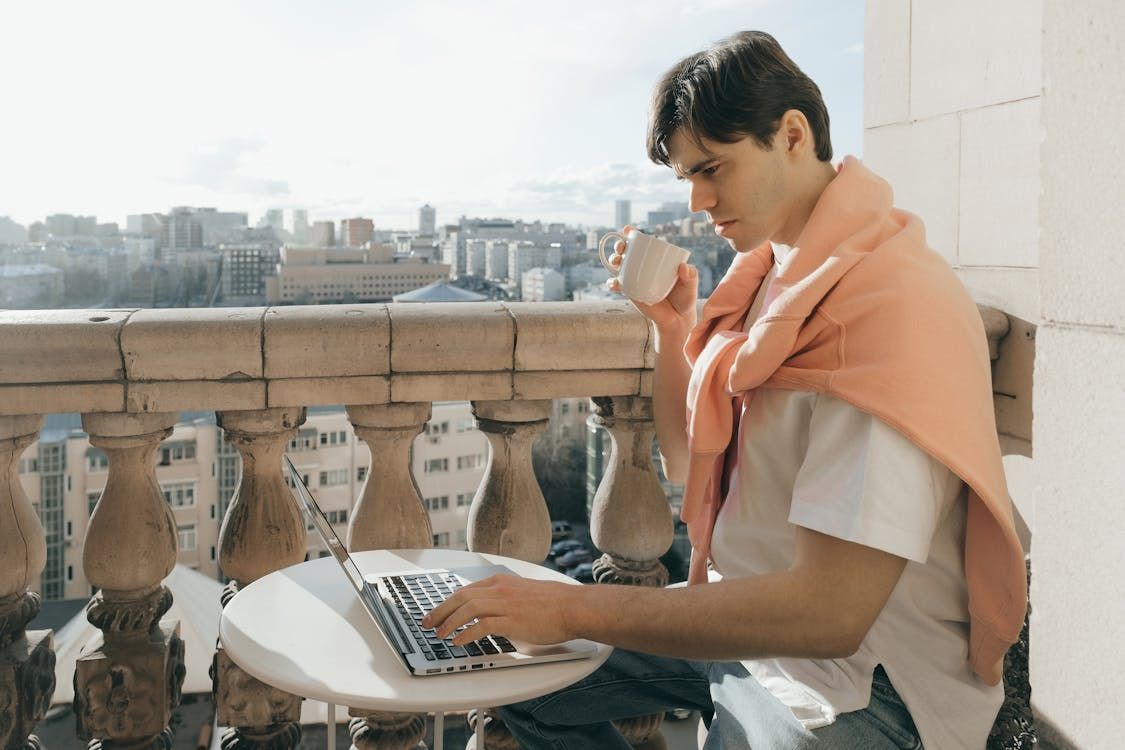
[{"xmin": 598, "ymin": 231, "xmax": 627, "ymax": 274}]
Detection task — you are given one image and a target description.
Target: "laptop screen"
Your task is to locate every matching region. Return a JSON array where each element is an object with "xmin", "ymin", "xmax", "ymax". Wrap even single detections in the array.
[{"xmin": 284, "ymin": 456, "xmax": 368, "ymax": 595}]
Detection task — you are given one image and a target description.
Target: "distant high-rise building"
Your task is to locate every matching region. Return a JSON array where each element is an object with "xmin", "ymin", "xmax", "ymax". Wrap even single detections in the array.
[
  {"xmin": 614, "ymin": 200, "xmax": 631, "ymax": 229},
  {"xmin": 193, "ymin": 208, "xmax": 248, "ymax": 245},
  {"xmin": 126, "ymin": 213, "xmax": 166, "ymax": 242},
  {"xmin": 419, "ymin": 204, "xmax": 436, "ymax": 236},
  {"xmin": 310, "ymin": 221, "xmax": 335, "ymax": 247},
  {"xmin": 162, "ymin": 207, "xmax": 203, "ymax": 258},
  {"xmin": 0, "ymin": 216, "xmax": 27, "ymax": 244},
  {"xmin": 341, "ymin": 217, "xmax": 374, "ymax": 248},
  {"xmin": 292, "ymin": 209, "xmax": 309, "ymax": 243},
  {"xmin": 261, "ymin": 209, "xmax": 284, "ymax": 234}
]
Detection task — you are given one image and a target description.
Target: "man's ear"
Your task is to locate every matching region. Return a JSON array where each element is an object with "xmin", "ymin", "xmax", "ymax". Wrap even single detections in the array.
[{"xmin": 779, "ymin": 109, "xmax": 811, "ymax": 154}]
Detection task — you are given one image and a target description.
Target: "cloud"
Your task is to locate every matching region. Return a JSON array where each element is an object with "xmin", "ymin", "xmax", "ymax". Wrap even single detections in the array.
[
  {"xmin": 509, "ymin": 162, "xmax": 683, "ymax": 214},
  {"xmin": 173, "ymin": 137, "xmax": 291, "ymax": 197}
]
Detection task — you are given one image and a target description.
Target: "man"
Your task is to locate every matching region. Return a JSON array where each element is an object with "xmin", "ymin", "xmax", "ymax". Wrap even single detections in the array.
[{"xmin": 425, "ymin": 30, "xmax": 1025, "ymax": 748}]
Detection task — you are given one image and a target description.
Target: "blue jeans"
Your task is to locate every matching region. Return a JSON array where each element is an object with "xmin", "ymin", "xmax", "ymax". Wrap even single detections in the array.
[{"xmin": 498, "ymin": 650, "xmax": 922, "ymax": 749}]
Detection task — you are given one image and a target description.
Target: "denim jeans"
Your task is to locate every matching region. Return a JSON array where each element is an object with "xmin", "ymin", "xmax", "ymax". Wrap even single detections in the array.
[{"xmin": 498, "ymin": 649, "xmax": 922, "ymax": 749}]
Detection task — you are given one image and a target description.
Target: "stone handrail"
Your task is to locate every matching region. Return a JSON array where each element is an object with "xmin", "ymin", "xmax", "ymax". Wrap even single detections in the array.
[
  {"xmin": 0, "ymin": 300, "xmax": 1018, "ymax": 749},
  {"xmin": 0, "ymin": 300, "xmax": 654, "ymax": 416}
]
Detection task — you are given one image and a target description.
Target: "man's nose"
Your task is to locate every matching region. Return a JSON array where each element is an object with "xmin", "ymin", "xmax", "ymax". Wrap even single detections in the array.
[{"xmin": 688, "ymin": 180, "xmax": 716, "ymax": 214}]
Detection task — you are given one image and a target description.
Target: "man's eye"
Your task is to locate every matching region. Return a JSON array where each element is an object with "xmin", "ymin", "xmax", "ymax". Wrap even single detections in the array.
[{"xmin": 702, "ymin": 165, "xmax": 719, "ymax": 176}]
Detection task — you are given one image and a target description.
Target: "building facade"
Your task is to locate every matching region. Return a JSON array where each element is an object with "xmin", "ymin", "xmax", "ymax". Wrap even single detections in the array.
[{"xmin": 264, "ymin": 245, "xmax": 450, "ymax": 304}]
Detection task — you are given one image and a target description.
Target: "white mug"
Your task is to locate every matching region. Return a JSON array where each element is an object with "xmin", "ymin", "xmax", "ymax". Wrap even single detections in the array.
[{"xmin": 598, "ymin": 229, "xmax": 691, "ymax": 305}]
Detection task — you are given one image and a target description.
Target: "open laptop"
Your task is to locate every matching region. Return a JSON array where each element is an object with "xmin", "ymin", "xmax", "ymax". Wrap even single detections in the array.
[{"xmin": 284, "ymin": 456, "xmax": 598, "ymax": 676}]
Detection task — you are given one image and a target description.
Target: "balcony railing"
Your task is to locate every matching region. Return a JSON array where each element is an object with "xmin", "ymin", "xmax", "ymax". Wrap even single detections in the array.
[{"xmin": 0, "ymin": 300, "xmax": 1018, "ymax": 748}]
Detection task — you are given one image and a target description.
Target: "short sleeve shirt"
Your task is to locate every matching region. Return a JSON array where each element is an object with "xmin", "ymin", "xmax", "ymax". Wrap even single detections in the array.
[{"xmin": 708, "ymin": 249, "xmax": 1003, "ymax": 749}]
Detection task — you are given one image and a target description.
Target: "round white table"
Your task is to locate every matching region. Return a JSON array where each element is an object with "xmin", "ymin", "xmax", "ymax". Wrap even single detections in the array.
[{"xmin": 219, "ymin": 548, "xmax": 613, "ymax": 749}]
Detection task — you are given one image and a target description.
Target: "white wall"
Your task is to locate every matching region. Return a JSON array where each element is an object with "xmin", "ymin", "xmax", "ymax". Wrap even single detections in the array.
[
  {"xmin": 866, "ymin": 2, "xmax": 1125, "ymax": 746},
  {"xmin": 1032, "ymin": 3, "xmax": 1125, "ymax": 747},
  {"xmin": 864, "ymin": 0, "xmax": 1041, "ymax": 323}
]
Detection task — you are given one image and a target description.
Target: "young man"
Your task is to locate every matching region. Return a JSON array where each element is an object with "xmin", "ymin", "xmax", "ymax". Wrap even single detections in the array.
[{"xmin": 425, "ymin": 31, "xmax": 1025, "ymax": 748}]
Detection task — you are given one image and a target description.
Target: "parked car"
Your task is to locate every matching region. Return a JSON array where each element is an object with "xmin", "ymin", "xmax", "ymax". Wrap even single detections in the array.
[
  {"xmin": 548, "ymin": 538, "xmax": 585, "ymax": 560},
  {"xmin": 567, "ymin": 562, "xmax": 595, "ymax": 583},
  {"xmin": 556, "ymin": 547, "xmax": 594, "ymax": 569},
  {"xmin": 551, "ymin": 520, "xmax": 573, "ymax": 541}
]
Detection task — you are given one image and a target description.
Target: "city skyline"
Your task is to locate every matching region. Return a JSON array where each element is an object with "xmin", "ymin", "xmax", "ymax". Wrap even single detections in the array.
[{"xmin": 0, "ymin": 1, "xmax": 864, "ymax": 230}]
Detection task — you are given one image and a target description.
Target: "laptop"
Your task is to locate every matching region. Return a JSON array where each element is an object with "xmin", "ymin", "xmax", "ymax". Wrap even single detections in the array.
[{"xmin": 284, "ymin": 456, "xmax": 598, "ymax": 676}]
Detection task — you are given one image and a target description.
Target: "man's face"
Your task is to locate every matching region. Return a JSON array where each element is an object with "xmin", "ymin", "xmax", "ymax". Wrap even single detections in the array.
[{"xmin": 667, "ymin": 128, "xmax": 792, "ymax": 253}]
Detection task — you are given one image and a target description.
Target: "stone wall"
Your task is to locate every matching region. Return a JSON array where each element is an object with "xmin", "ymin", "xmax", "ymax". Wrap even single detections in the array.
[
  {"xmin": 865, "ymin": 1, "xmax": 1125, "ymax": 746},
  {"xmin": 1033, "ymin": 2, "xmax": 1125, "ymax": 747}
]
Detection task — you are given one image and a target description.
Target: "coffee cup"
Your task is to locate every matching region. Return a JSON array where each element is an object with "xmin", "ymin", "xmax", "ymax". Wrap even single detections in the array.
[{"xmin": 598, "ymin": 229, "xmax": 691, "ymax": 305}]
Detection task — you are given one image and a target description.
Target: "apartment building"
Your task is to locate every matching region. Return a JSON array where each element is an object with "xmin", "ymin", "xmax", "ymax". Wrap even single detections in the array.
[
  {"xmin": 18, "ymin": 403, "xmax": 498, "ymax": 602},
  {"xmin": 264, "ymin": 245, "xmax": 450, "ymax": 304}
]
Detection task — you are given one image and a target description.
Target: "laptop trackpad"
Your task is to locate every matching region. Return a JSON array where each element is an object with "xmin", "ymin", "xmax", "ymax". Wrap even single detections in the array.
[{"xmin": 452, "ymin": 564, "xmax": 518, "ymax": 583}]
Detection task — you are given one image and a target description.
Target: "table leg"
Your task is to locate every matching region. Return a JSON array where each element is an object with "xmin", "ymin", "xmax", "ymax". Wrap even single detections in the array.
[
  {"xmin": 327, "ymin": 703, "xmax": 336, "ymax": 750},
  {"xmin": 433, "ymin": 711, "xmax": 443, "ymax": 750},
  {"xmin": 476, "ymin": 708, "xmax": 484, "ymax": 750}
]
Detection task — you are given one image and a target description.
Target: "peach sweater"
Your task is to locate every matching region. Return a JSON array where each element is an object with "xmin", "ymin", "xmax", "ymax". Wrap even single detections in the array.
[{"xmin": 681, "ymin": 157, "xmax": 1025, "ymax": 685}]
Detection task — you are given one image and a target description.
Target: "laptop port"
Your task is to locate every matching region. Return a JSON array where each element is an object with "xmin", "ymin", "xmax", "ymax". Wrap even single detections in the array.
[
  {"xmin": 446, "ymin": 667, "xmax": 454, "ymax": 672},
  {"xmin": 471, "ymin": 664, "xmax": 483, "ymax": 670}
]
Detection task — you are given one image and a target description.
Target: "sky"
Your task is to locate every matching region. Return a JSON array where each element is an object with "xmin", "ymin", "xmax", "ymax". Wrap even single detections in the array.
[{"xmin": 0, "ymin": 0, "xmax": 864, "ymax": 232}]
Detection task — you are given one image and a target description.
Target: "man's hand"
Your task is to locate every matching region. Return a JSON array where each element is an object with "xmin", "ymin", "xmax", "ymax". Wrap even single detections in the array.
[
  {"xmin": 607, "ymin": 225, "xmax": 699, "ymax": 335},
  {"xmin": 422, "ymin": 574, "xmax": 585, "ymax": 647}
]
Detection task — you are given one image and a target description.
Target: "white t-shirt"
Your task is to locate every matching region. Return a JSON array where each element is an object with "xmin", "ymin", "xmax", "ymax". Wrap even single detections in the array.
[{"xmin": 709, "ymin": 245, "xmax": 1003, "ymax": 749}]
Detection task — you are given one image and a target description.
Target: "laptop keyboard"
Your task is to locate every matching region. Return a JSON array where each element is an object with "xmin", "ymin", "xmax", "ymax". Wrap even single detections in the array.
[{"xmin": 385, "ymin": 572, "xmax": 517, "ymax": 662}]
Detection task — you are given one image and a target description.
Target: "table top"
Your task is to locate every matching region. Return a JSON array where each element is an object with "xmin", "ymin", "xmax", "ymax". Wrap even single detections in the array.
[{"xmin": 219, "ymin": 548, "xmax": 612, "ymax": 712}]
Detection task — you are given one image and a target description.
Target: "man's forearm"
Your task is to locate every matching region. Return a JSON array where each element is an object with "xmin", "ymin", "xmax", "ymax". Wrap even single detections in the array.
[
  {"xmin": 652, "ymin": 323, "xmax": 692, "ymax": 482},
  {"xmin": 566, "ymin": 573, "xmax": 858, "ymax": 662}
]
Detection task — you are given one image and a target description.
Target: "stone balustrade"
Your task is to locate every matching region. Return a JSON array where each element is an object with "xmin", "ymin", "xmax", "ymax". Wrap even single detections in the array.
[{"xmin": 0, "ymin": 300, "xmax": 1017, "ymax": 749}]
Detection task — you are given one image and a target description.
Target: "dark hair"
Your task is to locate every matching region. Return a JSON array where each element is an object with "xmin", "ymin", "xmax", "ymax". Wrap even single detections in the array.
[{"xmin": 646, "ymin": 31, "xmax": 832, "ymax": 166}]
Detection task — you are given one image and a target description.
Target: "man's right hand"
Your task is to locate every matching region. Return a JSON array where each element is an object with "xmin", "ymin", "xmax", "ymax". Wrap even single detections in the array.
[{"xmin": 606, "ymin": 226, "xmax": 699, "ymax": 336}]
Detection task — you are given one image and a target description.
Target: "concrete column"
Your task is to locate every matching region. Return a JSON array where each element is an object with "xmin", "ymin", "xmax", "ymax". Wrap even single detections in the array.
[
  {"xmin": 75, "ymin": 411, "xmax": 185, "ymax": 748},
  {"xmin": 0, "ymin": 414, "xmax": 55, "ymax": 750},
  {"xmin": 345, "ymin": 403, "xmax": 432, "ymax": 750},
  {"xmin": 212, "ymin": 408, "xmax": 307, "ymax": 750},
  {"xmin": 590, "ymin": 396, "xmax": 674, "ymax": 749}
]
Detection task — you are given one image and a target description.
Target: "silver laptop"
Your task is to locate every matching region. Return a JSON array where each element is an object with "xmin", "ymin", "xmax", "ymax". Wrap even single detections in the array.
[{"xmin": 284, "ymin": 456, "xmax": 598, "ymax": 676}]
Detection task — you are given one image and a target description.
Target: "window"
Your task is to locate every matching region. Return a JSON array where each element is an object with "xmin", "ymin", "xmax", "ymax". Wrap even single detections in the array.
[
  {"xmin": 318, "ymin": 468, "xmax": 349, "ymax": 487},
  {"xmin": 18, "ymin": 458, "xmax": 39, "ymax": 474},
  {"xmin": 433, "ymin": 532, "xmax": 450, "ymax": 547},
  {"xmin": 456, "ymin": 529, "xmax": 467, "ymax": 545},
  {"xmin": 456, "ymin": 418, "xmax": 476, "ymax": 433},
  {"xmin": 326, "ymin": 509, "xmax": 349, "ymax": 525},
  {"xmin": 159, "ymin": 442, "xmax": 197, "ymax": 465},
  {"xmin": 209, "ymin": 504, "xmax": 216, "ymax": 519},
  {"xmin": 86, "ymin": 451, "xmax": 109, "ymax": 472},
  {"xmin": 424, "ymin": 496, "xmax": 450, "ymax": 511},
  {"xmin": 289, "ymin": 429, "xmax": 317, "ymax": 451},
  {"xmin": 87, "ymin": 492, "xmax": 101, "ymax": 514},
  {"xmin": 178, "ymin": 524, "xmax": 197, "ymax": 551},
  {"xmin": 67, "ymin": 565, "xmax": 73, "ymax": 582},
  {"xmin": 356, "ymin": 466, "xmax": 368, "ymax": 482},
  {"xmin": 456, "ymin": 493, "xmax": 473, "ymax": 507},
  {"xmin": 65, "ymin": 521, "xmax": 72, "ymax": 538},
  {"xmin": 457, "ymin": 454, "xmax": 484, "ymax": 470},
  {"xmin": 210, "ymin": 546, "xmax": 216, "ymax": 561},
  {"xmin": 424, "ymin": 458, "xmax": 448, "ymax": 474},
  {"xmin": 162, "ymin": 482, "xmax": 196, "ymax": 507}
]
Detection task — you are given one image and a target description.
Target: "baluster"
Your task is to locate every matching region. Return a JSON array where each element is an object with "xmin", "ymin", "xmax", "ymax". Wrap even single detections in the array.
[
  {"xmin": 75, "ymin": 412, "xmax": 186, "ymax": 749},
  {"xmin": 467, "ymin": 400, "xmax": 552, "ymax": 561},
  {"xmin": 591, "ymin": 395, "xmax": 674, "ymax": 750},
  {"xmin": 212, "ymin": 408, "xmax": 306, "ymax": 750},
  {"xmin": 344, "ymin": 403, "xmax": 432, "ymax": 750},
  {"xmin": 0, "ymin": 415, "xmax": 55, "ymax": 750},
  {"xmin": 463, "ymin": 400, "xmax": 552, "ymax": 750}
]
